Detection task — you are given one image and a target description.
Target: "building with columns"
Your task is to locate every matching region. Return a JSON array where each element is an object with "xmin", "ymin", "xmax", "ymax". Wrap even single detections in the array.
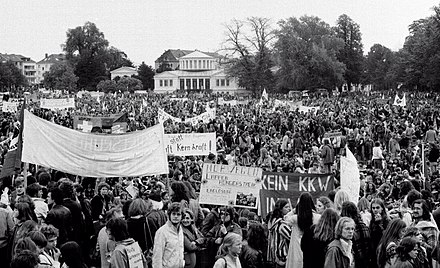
[{"xmin": 154, "ymin": 50, "xmax": 242, "ymax": 93}]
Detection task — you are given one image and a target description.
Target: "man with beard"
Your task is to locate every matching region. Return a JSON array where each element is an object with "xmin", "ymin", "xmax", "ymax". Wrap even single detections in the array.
[{"xmin": 411, "ymin": 199, "xmax": 439, "ymax": 264}]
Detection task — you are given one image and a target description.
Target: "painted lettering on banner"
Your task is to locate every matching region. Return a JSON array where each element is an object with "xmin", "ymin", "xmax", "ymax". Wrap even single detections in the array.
[{"xmin": 200, "ymin": 164, "xmax": 263, "ymax": 209}]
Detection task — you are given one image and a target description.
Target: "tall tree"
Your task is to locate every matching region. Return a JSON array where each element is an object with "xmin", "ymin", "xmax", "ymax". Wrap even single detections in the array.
[
  {"xmin": 399, "ymin": 5, "xmax": 440, "ymax": 91},
  {"xmin": 133, "ymin": 62, "xmax": 155, "ymax": 90},
  {"xmin": 364, "ymin": 44, "xmax": 395, "ymax": 90},
  {"xmin": 43, "ymin": 63, "xmax": 79, "ymax": 92},
  {"xmin": 334, "ymin": 14, "xmax": 364, "ymax": 88},
  {"xmin": 63, "ymin": 22, "xmax": 133, "ymax": 91},
  {"xmin": 0, "ymin": 61, "xmax": 27, "ymax": 91},
  {"xmin": 223, "ymin": 17, "xmax": 275, "ymax": 94},
  {"xmin": 274, "ymin": 16, "xmax": 345, "ymax": 91}
]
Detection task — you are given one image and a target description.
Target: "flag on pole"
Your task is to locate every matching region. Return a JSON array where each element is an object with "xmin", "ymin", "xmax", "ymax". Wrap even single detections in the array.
[
  {"xmin": 340, "ymin": 145, "xmax": 360, "ymax": 203},
  {"xmin": 262, "ymin": 88, "xmax": 268, "ymax": 101}
]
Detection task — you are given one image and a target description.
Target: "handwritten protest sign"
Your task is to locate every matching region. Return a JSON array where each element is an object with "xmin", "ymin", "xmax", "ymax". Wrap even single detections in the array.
[
  {"xmin": 164, "ymin": 132, "xmax": 216, "ymax": 156},
  {"xmin": 125, "ymin": 241, "xmax": 144, "ymax": 268},
  {"xmin": 2, "ymin": 102, "xmax": 19, "ymax": 113},
  {"xmin": 200, "ymin": 164, "xmax": 263, "ymax": 209},
  {"xmin": 259, "ymin": 172, "xmax": 334, "ymax": 217},
  {"xmin": 40, "ymin": 98, "xmax": 75, "ymax": 110},
  {"xmin": 324, "ymin": 131, "xmax": 343, "ymax": 139}
]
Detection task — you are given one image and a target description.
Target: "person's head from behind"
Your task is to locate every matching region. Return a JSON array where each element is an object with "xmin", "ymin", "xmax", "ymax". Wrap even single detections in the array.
[
  {"xmin": 14, "ymin": 237, "xmax": 38, "ymax": 255},
  {"xmin": 170, "ymin": 181, "xmax": 189, "ymax": 203},
  {"xmin": 221, "ymin": 233, "xmax": 243, "ymax": 257},
  {"xmin": 59, "ymin": 180, "xmax": 75, "ymax": 200},
  {"xmin": 28, "ymin": 231, "xmax": 47, "ymax": 254},
  {"xmin": 26, "ymin": 183, "xmax": 42, "ymax": 198},
  {"xmin": 48, "ymin": 187, "xmax": 64, "ymax": 205},
  {"xmin": 334, "ymin": 190, "xmax": 350, "ymax": 212},
  {"xmin": 14, "ymin": 202, "xmax": 34, "ymax": 222},
  {"xmin": 127, "ymin": 198, "xmax": 151, "ymax": 217},
  {"xmin": 395, "ymin": 237, "xmax": 419, "ymax": 261},
  {"xmin": 334, "ymin": 217, "xmax": 355, "ymax": 242},
  {"xmin": 39, "ymin": 224, "xmax": 59, "ymax": 251},
  {"xmin": 167, "ymin": 202, "xmax": 183, "ymax": 225},
  {"xmin": 296, "ymin": 192, "xmax": 315, "ymax": 232},
  {"xmin": 106, "ymin": 218, "xmax": 129, "ymax": 242},
  {"xmin": 60, "ymin": 241, "xmax": 85, "ymax": 267},
  {"xmin": 357, "ymin": 197, "xmax": 370, "ymax": 213},
  {"xmin": 340, "ymin": 201, "xmax": 361, "ymax": 223},
  {"xmin": 11, "ymin": 250, "xmax": 39, "ymax": 268},
  {"xmin": 314, "ymin": 208, "xmax": 340, "ymax": 242},
  {"xmin": 247, "ymin": 222, "xmax": 266, "ymax": 251}
]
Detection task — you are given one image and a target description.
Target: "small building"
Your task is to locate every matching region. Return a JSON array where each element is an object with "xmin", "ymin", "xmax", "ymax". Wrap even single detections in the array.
[
  {"xmin": 0, "ymin": 53, "xmax": 38, "ymax": 84},
  {"xmin": 110, "ymin": 66, "xmax": 137, "ymax": 80},
  {"xmin": 36, "ymin": 53, "xmax": 66, "ymax": 84},
  {"xmin": 154, "ymin": 50, "xmax": 242, "ymax": 93}
]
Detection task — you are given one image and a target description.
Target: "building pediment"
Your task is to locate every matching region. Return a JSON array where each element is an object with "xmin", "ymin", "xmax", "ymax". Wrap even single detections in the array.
[
  {"xmin": 180, "ymin": 51, "xmax": 213, "ymax": 59},
  {"xmin": 110, "ymin": 66, "xmax": 137, "ymax": 74}
]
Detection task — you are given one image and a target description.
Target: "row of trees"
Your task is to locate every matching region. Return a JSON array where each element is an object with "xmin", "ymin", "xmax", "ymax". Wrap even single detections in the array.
[{"xmin": 224, "ymin": 4, "xmax": 440, "ymax": 92}]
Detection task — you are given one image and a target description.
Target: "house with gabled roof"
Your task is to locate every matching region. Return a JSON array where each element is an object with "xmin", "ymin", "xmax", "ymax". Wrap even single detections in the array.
[
  {"xmin": 154, "ymin": 50, "xmax": 242, "ymax": 93},
  {"xmin": 36, "ymin": 53, "xmax": 66, "ymax": 84},
  {"xmin": 0, "ymin": 53, "xmax": 38, "ymax": 84}
]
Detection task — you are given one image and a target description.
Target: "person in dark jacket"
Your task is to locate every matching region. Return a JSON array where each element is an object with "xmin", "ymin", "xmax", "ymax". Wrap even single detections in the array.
[
  {"xmin": 200, "ymin": 206, "xmax": 221, "ymax": 236},
  {"xmin": 302, "ymin": 208, "xmax": 340, "ymax": 268},
  {"xmin": 239, "ymin": 222, "xmax": 266, "ymax": 268},
  {"xmin": 91, "ymin": 182, "xmax": 111, "ymax": 221},
  {"xmin": 320, "ymin": 139, "xmax": 335, "ymax": 173},
  {"xmin": 340, "ymin": 201, "xmax": 370, "ymax": 268},
  {"xmin": 59, "ymin": 181, "xmax": 86, "ymax": 247},
  {"xmin": 324, "ymin": 217, "xmax": 356, "ymax": 268},
  {"xmin": 45, "ymin": 188, "xmax": 72, "ymax": 246}
]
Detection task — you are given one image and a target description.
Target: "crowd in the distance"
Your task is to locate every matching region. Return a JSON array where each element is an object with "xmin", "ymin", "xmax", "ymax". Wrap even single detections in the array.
[{"xmin": 0, "ymin": 89, "xmax": 440, "ymax": 268}]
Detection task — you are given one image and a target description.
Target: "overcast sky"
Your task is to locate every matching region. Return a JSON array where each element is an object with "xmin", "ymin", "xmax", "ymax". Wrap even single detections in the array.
[{"xmin": 1, "ymin": 0, "xmax": 438, "ymax": 66}]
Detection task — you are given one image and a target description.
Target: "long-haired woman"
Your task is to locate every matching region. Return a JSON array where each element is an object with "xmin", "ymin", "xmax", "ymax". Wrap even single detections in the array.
[
  {"xmin": 316, "ymin": 196, "xmax": 334, "ymax": 215},
  {"xmin": 213, "ymin": 233, "xmax": 243, "ymax": 268},
  {"xmin": 267, "ymin": 199, "xmax": 291, "ymax": 268},
  {"xmin": 376, "ymin": 219, "xmax": 406, "ymax": 268},
  {"xmin": 181, "ymin": 209, "xmax": 204, "ymax": 268},
  {"xmin": 334, "ymin": 190, "xmax": 350, "ymax": 214},
  {"xmin": 357, "ymin": 197, "xmax": 371, "ymax": 226},
  {"xmin": 240, "ymin": 222, "xmax": 266, "ymax": 268},
  {"xmin": 370, "ymin": 198, "xmax": 390, "ymax": 267},
  {"xmin": 285, "ymin": 192, "xmax": 320, "ymax": 268},
  {"xmin": 301, "ymin": 208, "xmax": 340, "ymax": 268},
  {"xmin": 390, "ymin": 237, "xmax": 419, "ymax": 268}
]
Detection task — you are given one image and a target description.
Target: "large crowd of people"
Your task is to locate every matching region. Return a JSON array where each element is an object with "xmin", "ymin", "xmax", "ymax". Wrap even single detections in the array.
[{"xmin": 0, "ymin": 88, "xmax": 440, "ymax": 268}]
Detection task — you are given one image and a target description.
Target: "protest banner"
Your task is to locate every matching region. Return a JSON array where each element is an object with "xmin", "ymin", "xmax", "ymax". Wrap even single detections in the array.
[
  {"xmin": 158, "ymin": 108, "xmax": 182, "ymax": 123},
  {"xmin": 170, "ymin": 97, "xmax": 188, "ymax": 102},
  {"xmin": 340, "ymin": 146, "xmax": 360, "ymax": 203},
  {"xmin": 73, "ymin": 114, "xmax": 127, "ymax": 132},
  {"xmin": 164, "ymin": 132, "xmax": 216, "ymax": 156},
  {"xmin": 324, "ymin": 131, "xmax": 343, "ymax": 139},
  {"xmin": 199, "ymin": 164, "xmax": 263, "ymax": 209},
  {"xmin": 2, "ymin": 101, "xmax": 19, "ymax": 113},
  {"xmin": 259, "ymin": 172, "xmax": 334, "ymax": 218},
  {"xmin": 298, "ymin": 105, "xmax": 319, "ymax": 113},
  {"xmin": 22, "ymin": 110, "xmax": 168, "ymax": 177},
  {"xmin": 184, "ymin": 110, "xmax": 216, "ymax": 126},
  {"xmin": 125, "ymin": 241, "xmax": 144, "ymax": 268},
  {"xmin": 40, "ymin": 98, "xmax": 75, "ymax": 110}
]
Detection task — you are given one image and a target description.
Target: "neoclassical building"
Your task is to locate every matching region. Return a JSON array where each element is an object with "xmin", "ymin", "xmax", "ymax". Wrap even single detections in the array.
[{"xmin": 154, "ymin": 50, "xmax": 242, "ymax": 93}]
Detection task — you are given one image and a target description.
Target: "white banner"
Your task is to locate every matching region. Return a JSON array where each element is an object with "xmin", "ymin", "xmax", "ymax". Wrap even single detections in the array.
[
  {"xmin": 165, "ymin": 132, "xmax": 216, "ymax": 156},
  {"xmin": 199, "ymin": 164, "xmax": 263, "ymax": 209},
  {"xmin": 2, "ymin": 102, "xmax": 18, "ymax": 113},
  {"xmin": 298, "ymin": 105, "xmax": 319, "ymax": 113},
  {"xmin": 158, "ymin": 108, "xmax": 182, "ymax": 123},
  {"xmin": 340, "ymin": 146, "xmax": 360, "ymax": 203},
  {"xmin": 170, "ymin": 97, "xmax": 188, "ymax": 102},
  {"xmin": 40, "ymin": 98, "xmax": 75, "ymax": 110},
  {"xmin": 22, "ymin": 110, "xmax": 168, "ymax": 177},
  {"xmin": 184, "ymin": 110, "xmax": 215, "ymax": 126}
]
